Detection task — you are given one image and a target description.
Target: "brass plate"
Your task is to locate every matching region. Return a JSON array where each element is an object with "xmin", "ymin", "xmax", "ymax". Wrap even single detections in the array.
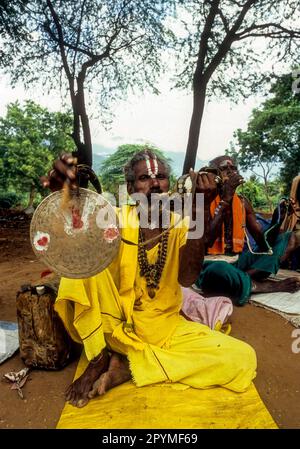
[{"xmin": 30, "ymin": 188, "xmax": 120, "ymax": 278}]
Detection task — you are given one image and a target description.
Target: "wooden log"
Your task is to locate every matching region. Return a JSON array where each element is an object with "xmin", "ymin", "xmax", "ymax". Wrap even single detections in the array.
[{"xmin": 16, "ymin": 284, "xmax": 74, "ymax": 370}]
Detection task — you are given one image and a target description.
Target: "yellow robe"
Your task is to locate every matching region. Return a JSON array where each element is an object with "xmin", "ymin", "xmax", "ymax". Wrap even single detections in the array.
[{"xmin": 55, "ymin": 205, "xmax": 256, "ymax": 393}]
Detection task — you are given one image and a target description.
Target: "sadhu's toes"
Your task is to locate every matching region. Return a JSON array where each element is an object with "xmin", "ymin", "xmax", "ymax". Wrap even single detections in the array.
[
  {"xmin": 66, "ymin": 390, "xmax": 76, "ymax": 403},
  {"xmin": 76, "ymin": 398, "xmax": 90, "ymax": 408},
  {"xmin": 68, "ymin": 396, "xmax": 90, "ymax": 408},
  {"xmin": 88, "ymin": 378, "xmax": 102, "ymax": 399},
  {"xmin": 65, "ymin": 385, "xmax": 73, "ymax": 401},
  {"xmin": 87, "ymin": 373, "xmax": 109, "ymax": 398},
  {"xmin": 97, "ymin": 373, "xmax": 109, "ymax": 396}
]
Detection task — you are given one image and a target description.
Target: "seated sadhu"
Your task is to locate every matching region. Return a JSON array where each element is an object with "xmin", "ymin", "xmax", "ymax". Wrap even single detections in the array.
[
  {"xmin": 195, "ymin": 155, "xmax": 300, "ymax": 305},
  {"xmin": 43, "ymin": 149, "xmax": 256, "ymax": 408},
  {"xmin": 280, "ymin": 174, "xmax": 300, "ymax": 270}
]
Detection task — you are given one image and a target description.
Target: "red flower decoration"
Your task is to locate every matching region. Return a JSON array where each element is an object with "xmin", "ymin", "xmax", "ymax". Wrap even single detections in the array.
[
  {"xmin": 37, "ymin": 236, "xmax": 48, "ymax": 246},
  {"xmin": 103, "ymin": 225, "xmax": 119, "ymax": 243},
  {"xmin": 72, "ymin": 207, "xmax": 84, "ymax": 229},
  {"xmin": 33, "ymin": 231, "xmax": 50, "ymax": 251}
]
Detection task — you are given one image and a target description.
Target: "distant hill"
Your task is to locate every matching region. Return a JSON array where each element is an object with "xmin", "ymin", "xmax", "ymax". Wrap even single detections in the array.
[
  {"xmin": 164, "ymin": 151, "xmax": 208, "ymax": 176},
  {"xmin": 92, "ymin": 144, "xmax": 208, "ymax": 177}
]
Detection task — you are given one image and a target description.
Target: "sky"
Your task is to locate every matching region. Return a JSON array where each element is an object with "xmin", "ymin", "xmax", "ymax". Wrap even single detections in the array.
[{"xmin": 0, "ymin": 73, "xmax": 262, "ymax": 161}]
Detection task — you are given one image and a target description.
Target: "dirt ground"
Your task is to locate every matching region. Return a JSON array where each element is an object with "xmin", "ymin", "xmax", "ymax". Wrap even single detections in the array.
[{"xmin": 0, "ymin": 214, "xmax": 300, "ymax": 429}]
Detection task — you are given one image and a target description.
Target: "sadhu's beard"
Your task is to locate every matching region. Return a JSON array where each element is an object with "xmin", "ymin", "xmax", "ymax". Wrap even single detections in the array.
[
  {"xmin": 144, "ymin": 189, "xmax": 172, "ymax": 228},
  {"xmin": 146, "ymin": 187, "xmax": 164, "ymax": 203},
  {"xmin": 146, "ymin": 189, "xmax": 170, "ymax": 213}
]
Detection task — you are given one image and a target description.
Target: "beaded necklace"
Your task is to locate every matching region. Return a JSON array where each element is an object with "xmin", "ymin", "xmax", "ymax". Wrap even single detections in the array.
[{"xmin": 138, "ymin": 228, "xmax": 169, "ymax": 298}]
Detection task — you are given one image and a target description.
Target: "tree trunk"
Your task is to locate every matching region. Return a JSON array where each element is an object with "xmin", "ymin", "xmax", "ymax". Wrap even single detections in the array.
[
  {"xmin": 46, "ymin": 0, "xmax": 93, "ymax": 186},
  {"xmin": 182, "ymin": 85, "xmax": 207, "ymax": 175},
  {"xmin": 76, "ymin": 73, "xmax": 93, "ymax": 168},
  {"xmin": 68, "ymin": 77, "xmax": 93, "ymax": 188},
  {"xmin": 70, "ymin": 94, "xmax": 92, "ymax": 168},
  {"xmin": 27, "ymin": 184, "xmax": 36, "ymax": 208},
  {"xmin": 263, "ymin": 178, "xmax": 273, "ymax": 213}
]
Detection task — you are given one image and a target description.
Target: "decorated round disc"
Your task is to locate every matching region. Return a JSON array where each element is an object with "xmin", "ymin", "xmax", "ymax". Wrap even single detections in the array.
[{"xmin": 30, "ymin": 188, "xmax": 121, "ymax": 278}]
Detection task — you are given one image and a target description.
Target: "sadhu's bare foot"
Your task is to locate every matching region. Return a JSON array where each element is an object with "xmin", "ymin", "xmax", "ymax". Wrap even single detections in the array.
[
  {"xmin": 252, "ymin": 277, "xmax": 300, "ymax": 294},
  {"xmin": 65, "ymin": 348, "xmax": 110, "ymax": 408},
  {"xmin": 88, "ymin": 353, "xmax": 131, "ymax": 399}
]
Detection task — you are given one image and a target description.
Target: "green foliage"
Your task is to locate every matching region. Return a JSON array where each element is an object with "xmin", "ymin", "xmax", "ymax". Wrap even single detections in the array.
[
  {"xmin": 0, "ymin": 191, "xmax": 23, "ymax": 209},
  {"xmin": 0, "ymin": 0, "xmax": 176, "ymax": 168},
  {"xmin": 1, "ymin": 0, "xmax": 174, "ymax": 118},
  {"xmin": 230, "ymin": 73, "xmax": 300, "ymax": 196},
  {"xmin": 238, "ymin": 176, "xmax": 283, "ymax": 212},
  {"xmin": 175, "ymin": 0, "xmax": 300, "ymax": 171},
  {"xmin": 174, "ymin": 1, "xmax": 300, "ymax": 100},
  {"xmin": 99, "ymin": 144, "xmax": 173, "ymax": 197},
  {"xmin": 0, "ymin": 100, "xmax": 73, "ymax": 206},
  {"xmin": 0, "ymin": 0, "xmax": 28, "ymax": 38}
]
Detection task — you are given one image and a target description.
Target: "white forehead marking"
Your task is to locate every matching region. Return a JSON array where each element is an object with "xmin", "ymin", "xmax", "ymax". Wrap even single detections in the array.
[{"xmin": 145, "ymin": 156, "xmax": 158, "ymax": 179}]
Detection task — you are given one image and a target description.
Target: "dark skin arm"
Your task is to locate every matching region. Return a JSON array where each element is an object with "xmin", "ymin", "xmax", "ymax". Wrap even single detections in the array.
[
  {"xmin": 245, "ymin": 197, "xmax": 288, "ymax": 251},
  {"xmin": 205, "ymin": 164, "xmax": 288, "ymax": 252},
  {"xmin": 178, "ymin": 171, "xmax": 217, "ymax": 287},
  {"xmin": 178, "ymin": 230, "xmax": 205, "ymax": 287},
  {"xmin": 207, "ymin": 187, "xmax": 285, "ymax": 253},
  {"xmin": 206, "ymin": 161, "xmax": 289, "ymax": 252},
  {"xmin": 40, "ymin": 153, "xmax": 77, "ymax": 191},
  {"xmin": 206, "ymin": 200, "xmax": 228, "ymax": 248},
  {"xmin": 243, "ymin": 197, "xmax": 267, "ymax": 250},
  {"xmin": 206, "ymin": 172, "xmax": 243, "ymax": 248}
]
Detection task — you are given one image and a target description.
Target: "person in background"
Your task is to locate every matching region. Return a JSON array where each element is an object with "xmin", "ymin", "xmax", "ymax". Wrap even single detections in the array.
[
  {"xmin": 280, "ymin": 174, "xmax": 300, "ymax": 271},
  {"xmin": 195, "ymin": 155, "xmax": 300, "ymax": 305}
]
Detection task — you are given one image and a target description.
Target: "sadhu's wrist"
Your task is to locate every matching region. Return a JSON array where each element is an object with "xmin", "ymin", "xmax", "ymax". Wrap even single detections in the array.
[{"xmin": 219, "ymin": 198, "xmax": 231, "ymax": 206}]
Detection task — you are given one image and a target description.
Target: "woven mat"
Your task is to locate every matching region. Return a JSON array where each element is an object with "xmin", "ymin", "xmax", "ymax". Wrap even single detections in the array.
[{"xmin": 250, "ymin": 269, "xmax": 300, "ymax": 327}]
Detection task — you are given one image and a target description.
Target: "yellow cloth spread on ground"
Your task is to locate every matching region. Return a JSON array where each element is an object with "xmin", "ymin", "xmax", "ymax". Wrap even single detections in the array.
[
  {"xmin": 55, "ymin": 205, "xmax": 256, "ymax": 391},
  {"xmin": 56, "ymin": 353, "xmax": 277, "ymax": 429}
]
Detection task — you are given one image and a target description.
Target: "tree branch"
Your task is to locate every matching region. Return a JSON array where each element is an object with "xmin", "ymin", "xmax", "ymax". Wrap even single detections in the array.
[
  {"xmin": 110, "ymin": 33, "xmax": 144, "ymax": 55},
  {"xmin": 44, "ymin": 24, "xmax": 96, "ymax": 58},
  {"xmin": 217, "ymin": 7, "xmax": 230, "ymax": 34},
  {"xmin": 236, "ymin": 22, "xmax": 300, "ymax": 40},
  {"xmin": 194, "ymin": 0, "xmax": 221, "ymax": 82},
  {"xmin": 203, "ymin": 0, "xmax": 257, "ymax": 82},
  {"xmin": 72, "ymin": 0, "xmax": 87, "ymax": 74},
  {"xmin": 250, "ymin": 168, "xmax": 263, "ymax": 180},
  {"xmin": 45, "ymin": 0, "xmax": 72, "ymax": 82},
  {"xmin": 45, "ymin": 1, "xmax": 82, "ymax": 147}
]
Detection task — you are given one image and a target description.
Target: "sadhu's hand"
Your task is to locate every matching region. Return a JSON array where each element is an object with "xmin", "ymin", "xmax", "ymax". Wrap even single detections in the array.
[
  {"xmin": 40, "ymin": 153, "xmax": 77, "ymax": 192},
  {"xmin": 270, "ymin": 198, "xmax": 289, "ymax": 226},
  {"xmin": 273, "ymin": 197, "xmax": 296, "ymax": 226},
  {"xmin": 193, "ymin": 169, "xmax": 218, "ymax": 205},
  {"xmin": 221, "ymin": 172, "xmax": 244, "ymax": 203}
]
